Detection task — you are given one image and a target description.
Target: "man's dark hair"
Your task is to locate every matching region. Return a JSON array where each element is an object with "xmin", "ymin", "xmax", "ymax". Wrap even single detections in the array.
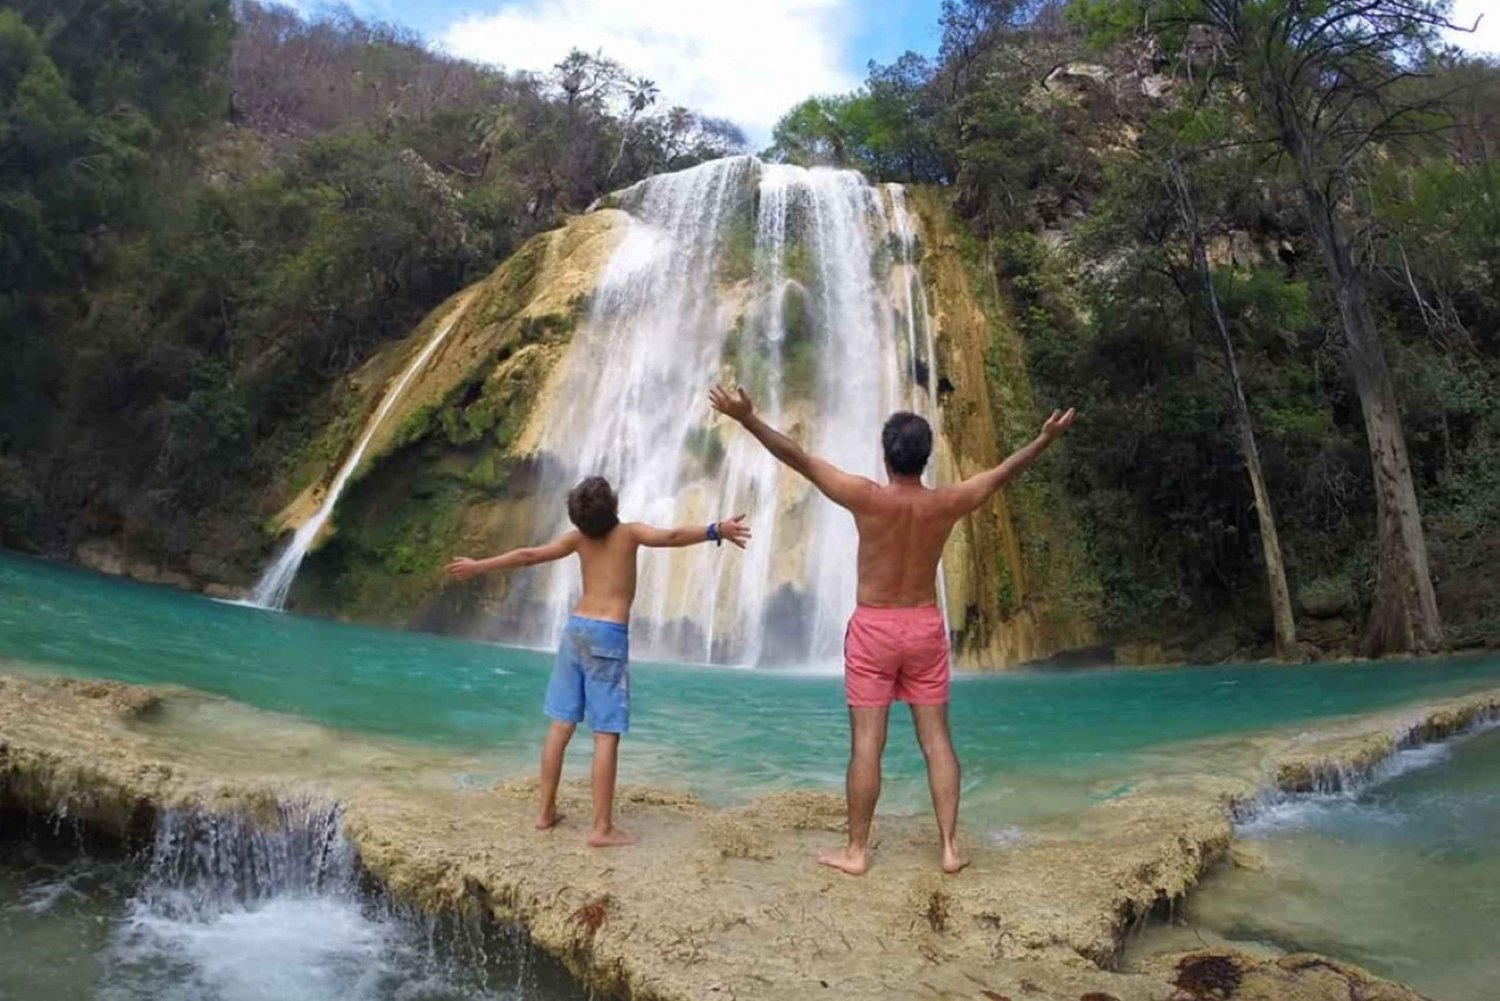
[
  {"xmin": 567, "ymin": 476, "xmax": 619, "ymax": 539},
  {"xmin": 882, "ymin": 412, "xmax": 932, "ymax": 477}
]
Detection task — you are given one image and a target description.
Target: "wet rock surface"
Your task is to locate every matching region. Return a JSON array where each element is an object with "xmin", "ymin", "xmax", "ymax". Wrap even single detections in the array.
[{"xmin": 3, "ymin": 669, "xmax": 1478, "ymax": 1000}]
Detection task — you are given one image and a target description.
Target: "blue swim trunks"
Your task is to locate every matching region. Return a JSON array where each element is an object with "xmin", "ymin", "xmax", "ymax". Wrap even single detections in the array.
[{"xmin": 543, "ymin": 615, "xmax": 630, "ymax": 734}]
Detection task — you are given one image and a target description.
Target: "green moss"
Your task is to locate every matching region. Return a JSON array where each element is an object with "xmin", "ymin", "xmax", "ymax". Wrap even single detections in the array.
[
  {"xmin": 784, "ymin": 235, "xmax": 814, "ymax": 286},
  {"xmin": 472, "ymin": 234, "xmax": 547, "ymax": 331},
  {"xmin": 388, "ymin": 401, "xmax": 440, "ymax": 451},
  {"xmin": 292, "ymin": 446, "xmax": 474, "ymax": 622},
  {"xmin": 920, "ymin": 187, "xmax": 1102, "ymax": 634},
  {"xmin": 995, "ymin": 552, "xmax": 1018, "ymax": 614},
  {"xmin": 716, "ymin": 212, "xmax": 756, "ymax": 286},
  {"xmin": 682, "ymin": 427, "xmax": 726, "ymax": 479}
]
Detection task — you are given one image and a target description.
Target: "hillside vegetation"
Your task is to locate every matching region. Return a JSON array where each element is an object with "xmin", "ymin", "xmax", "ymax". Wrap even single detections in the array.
[
  {"xmin": 765, "ymin": 0, "xmax": 1500, "ymax": 659},
  {"xmin": 0, "ymin": 0, "xmax": 742, "ymax": 583}
]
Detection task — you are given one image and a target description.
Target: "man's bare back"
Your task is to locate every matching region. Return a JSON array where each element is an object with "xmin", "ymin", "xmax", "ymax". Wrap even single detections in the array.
[{"xmin": 847, "ymin": 482, "xmax": 971, "ymax": 608}]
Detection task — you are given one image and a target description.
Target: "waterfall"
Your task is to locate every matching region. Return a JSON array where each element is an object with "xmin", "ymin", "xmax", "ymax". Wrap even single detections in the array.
[
  {"xmin": 248, "ymin": 300, "xmax": 470, "ymax": 611},
  {"xmin": 101, "ymin": 803, "xmax": 556, "ymax": 999},
  {"xmin": 514, "ymin": 156, "xmax": 948, "ymax": 665}
]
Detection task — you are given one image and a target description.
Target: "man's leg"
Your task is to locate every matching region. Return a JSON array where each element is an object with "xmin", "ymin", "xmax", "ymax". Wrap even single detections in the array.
[
  {"xmin": 910, "ymin": 702, "xmax": 968, "ymax": 873},
  {"xmin": 537, "ymin": 720, "xmax": 574, "ymax": 829},
  {"xmin": 586, "ymin": 731, "xmax": 634, "ymax": 847},
  {"xmin": 818, "ymin": 705, "xmax": 889, "ymax": 875}
]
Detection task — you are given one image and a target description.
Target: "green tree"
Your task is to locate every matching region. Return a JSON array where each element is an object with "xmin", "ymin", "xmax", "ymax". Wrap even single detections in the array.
[{"xmin": 1090, "ymin": 0, "xmax": 1462, "ymax": 654}]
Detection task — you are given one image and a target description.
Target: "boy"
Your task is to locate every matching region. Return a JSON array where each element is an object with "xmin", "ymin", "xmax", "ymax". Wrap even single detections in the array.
[{"xmin": 446, "ymin": 475, "xmax": 749, "ymax": 847}]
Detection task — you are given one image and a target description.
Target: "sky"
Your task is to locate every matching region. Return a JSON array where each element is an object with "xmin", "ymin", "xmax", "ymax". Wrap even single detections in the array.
[{"xmin": 288, "ymin": 0, "xmax": 1494, "ymax": 148}]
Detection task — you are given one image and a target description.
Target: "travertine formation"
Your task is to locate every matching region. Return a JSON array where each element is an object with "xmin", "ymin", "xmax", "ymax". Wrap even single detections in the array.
[{"xmin": 5, "ymin": 668, "xmax": 1482, "ymax": 1000}]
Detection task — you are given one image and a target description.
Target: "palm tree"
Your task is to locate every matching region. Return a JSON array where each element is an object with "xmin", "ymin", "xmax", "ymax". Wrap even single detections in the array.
[{"xmin": 606, "ymin": 76, "xmax": 659, "ymax": 182}]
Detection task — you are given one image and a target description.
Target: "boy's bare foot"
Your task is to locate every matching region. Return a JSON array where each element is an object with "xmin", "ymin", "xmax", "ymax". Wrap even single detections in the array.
[
  {"xmin": 816, "ymin": 846, "xmax": 870, "ymax": 876},
  {"xmin": 587, "ymin": 827, "xmax": 635, "ymax": 848},
  {"xmin": 940, "ymin": 844, "xmax": 970, "ymax": 874},
  {"xmin": 535, "ymin": 811, "xmax": 565, "ymax": 830}
]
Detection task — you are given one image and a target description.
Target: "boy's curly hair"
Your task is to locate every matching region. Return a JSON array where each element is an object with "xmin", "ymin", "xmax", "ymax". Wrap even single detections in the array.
[{"xmin": 568, "ymin": 476, "xmax": 619, "ymax": 539}]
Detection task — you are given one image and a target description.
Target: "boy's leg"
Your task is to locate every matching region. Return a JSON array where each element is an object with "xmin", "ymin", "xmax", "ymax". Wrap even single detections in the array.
[
  {"xmin": 540, "ymin": 624, "xmax": 586, "ymax": 830},
  {"xmin": 586, "ymin": 731, "xmax": 634, "ymax": 847},
  {"xmin": 537, "ymin": 720, "xmax": 575, "ymax": 829},
  {"xmin": 910, "ymin": 702, "xmax": 967, "ymax": 873}
]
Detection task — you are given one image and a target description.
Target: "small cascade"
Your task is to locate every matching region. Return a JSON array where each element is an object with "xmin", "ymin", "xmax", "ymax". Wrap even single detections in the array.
[
  {"xmin": 248, "ymin": 301, "xmax": 470, "ymax": 610},
  {"xmin": 98, "ymin": 802, "xmax": 570, "ymax": 1000},
  {"xmin": 1231, "ymin": 707, "xmax": 1500, "ymax": 832},
  {"xmin": 509, "ymin": 156, "xmax": 951, "ymax": 665}
]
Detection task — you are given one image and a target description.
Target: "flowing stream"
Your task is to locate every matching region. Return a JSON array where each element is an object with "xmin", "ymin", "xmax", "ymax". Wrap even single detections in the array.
[{"xmin": 248, "ymin": 300, "xmax": 471, "ymax": 611}]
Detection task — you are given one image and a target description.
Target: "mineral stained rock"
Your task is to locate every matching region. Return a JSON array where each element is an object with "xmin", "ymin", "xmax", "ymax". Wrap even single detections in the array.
[{"xmin": 4, "ymin": 669, "xmax": 1476, "ymax": 1001}]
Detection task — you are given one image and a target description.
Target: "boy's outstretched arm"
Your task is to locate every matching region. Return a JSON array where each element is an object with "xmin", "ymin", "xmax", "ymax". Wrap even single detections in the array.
[
  {"xmin": 632, "ymin": 515, "xmax": 751, "ymax": 549},
  {"xmin": 446, "ymin": 531, "xmax": 580, "ymax": 580},
  {"xmin": 709, "ymin": 384, "xmax": 874, "ymax": 510},
  {"xmin": 944, "ymin": 408, "xmax": 1076, "ymax": 517}
]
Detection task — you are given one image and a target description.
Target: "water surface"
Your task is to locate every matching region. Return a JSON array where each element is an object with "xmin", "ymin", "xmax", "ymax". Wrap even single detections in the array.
[
  {"xmin": 4, "ymin": 552, "xmax": 1500, "ymax": 828},
  {"xmin": 1128, "ymin": 724, "xmax": 1500, "ymax": 1001}
]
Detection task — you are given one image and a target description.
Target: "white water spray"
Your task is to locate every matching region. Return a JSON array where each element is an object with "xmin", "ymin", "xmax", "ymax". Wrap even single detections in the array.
[
  {"xmin": 248, "ymin": 302, "xmax": 469, "ymax": 610},
  {"xmin": 514, "ymin": 157, "xmax": 948, "ymax": 664}
]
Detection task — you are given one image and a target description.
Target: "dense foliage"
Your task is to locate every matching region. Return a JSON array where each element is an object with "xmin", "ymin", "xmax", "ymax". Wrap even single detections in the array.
[
  {"xmin": 0, "ymin": 0, "xmax": 743, "ymax": 573},
  {"xmin": 767, "ymin": 0, "xmax": 1500, "ymax": 656}
]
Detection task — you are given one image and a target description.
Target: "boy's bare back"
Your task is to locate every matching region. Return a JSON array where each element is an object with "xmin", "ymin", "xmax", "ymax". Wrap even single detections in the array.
[{"xmin": 568, "ymin": 525, "xmax": 643, "ymax": 624}]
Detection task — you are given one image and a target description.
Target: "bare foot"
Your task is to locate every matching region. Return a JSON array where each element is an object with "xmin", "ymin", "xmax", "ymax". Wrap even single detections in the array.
[
  {"xmin": 940, "ymin": 844, "xmax": 969, "ymax": 874},
  {"xmin": 816, "ymin": 846, "xmax": 870, "ymax": 876},
  {"xmin": 535, "ymin": 811, "xmax": 565, "ymax": 830},
  {"xmin": 587, "ymin": 827, "xmax": 636, "ymax": 848}
]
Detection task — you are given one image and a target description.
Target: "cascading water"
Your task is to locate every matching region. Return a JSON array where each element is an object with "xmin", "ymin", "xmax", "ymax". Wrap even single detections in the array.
[
  {"xmin": 0, "ymin": 803, "xmax": 581, "ymax": 1000},
  {"xmin": 248, "ymin": 300, "xmax": 470, "ymax": 611},
  {"xmin": 511, "ymin": 156, "xmax": 947, "ymax": 665}
]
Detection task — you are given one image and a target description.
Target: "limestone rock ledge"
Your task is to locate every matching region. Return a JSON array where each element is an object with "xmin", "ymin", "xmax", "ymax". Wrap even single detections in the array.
[{"xmin": 3, "ymin": 671, "xmax": 1475, "ymax": 1001}]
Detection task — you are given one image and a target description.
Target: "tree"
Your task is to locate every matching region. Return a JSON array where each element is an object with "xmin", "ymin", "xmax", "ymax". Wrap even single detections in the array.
[
  {"xmin": 1165, "ymin": 155, "xmax": 1298, "ymax": 656},
  {"xmin": 1110, "ymin": 0, "xmax": 1460, "ymax": 654},
  {"xmin": 606, "ymin": 75, "xmax": 659, "ymax": 181}
]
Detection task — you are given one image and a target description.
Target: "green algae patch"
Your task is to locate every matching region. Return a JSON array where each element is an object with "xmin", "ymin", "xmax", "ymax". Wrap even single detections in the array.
[
  {"xmin": 908, "ymin": 186, "xmax": 1100, "ymax": 667},
  {"xmin": 263, "ymin": 211, "xmax": 626, "ymax": 625}
]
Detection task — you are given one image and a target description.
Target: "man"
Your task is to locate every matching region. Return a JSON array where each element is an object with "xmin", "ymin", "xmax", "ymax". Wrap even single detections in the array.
[
  {"xmin": 709, "ymin": 385, "xmax": 1075, "ymax": 875},
  {"xmin": 447, "ymin": 476, "xmax": 749, "ymax": 847}
]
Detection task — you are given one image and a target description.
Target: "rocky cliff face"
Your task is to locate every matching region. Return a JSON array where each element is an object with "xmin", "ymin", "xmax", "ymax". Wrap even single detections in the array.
[
  {"xmin": 908, "ymin": 188, "xmax": 1100, "ymax": 666},
  {"xmin": 2, "ymin": 670, "xmax": 1467, "ymax": 1001},
  {"xmin": 281, "ymin": 209, "xmax": 629, "ymax": 627},
  {"xmin": 250, "ymin": 178, "xmax": 1101, "ymax": 669}
]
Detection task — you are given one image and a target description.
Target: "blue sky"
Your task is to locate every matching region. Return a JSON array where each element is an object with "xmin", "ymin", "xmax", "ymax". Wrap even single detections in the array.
[{"xmin": 289, "ymin": 0, "xmax": 1493, "ymax": 148}]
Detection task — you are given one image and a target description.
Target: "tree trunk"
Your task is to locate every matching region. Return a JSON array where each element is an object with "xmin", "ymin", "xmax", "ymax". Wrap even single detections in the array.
[
  {"xmin": 1295, "ymin": 168, "xmax": 1443, "ymax": 655},
  {"xmin": 1168, "ymin": 161, "xmax": 1299, "ymax": 658}
]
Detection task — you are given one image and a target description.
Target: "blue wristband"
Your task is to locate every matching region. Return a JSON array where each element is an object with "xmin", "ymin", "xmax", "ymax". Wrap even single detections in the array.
[{"xmin": 706, "ymin": 522, "xmax": 720, "ymax": 546}]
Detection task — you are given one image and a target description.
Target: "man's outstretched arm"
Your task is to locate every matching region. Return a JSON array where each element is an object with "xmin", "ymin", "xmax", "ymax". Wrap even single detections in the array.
[
  {"xmin": 632, "ymin": 515, "xmax": 751, "ymax": 549},
  {"xmin": 709, "ymin": 385, "xmax": 873, "ymax": 510},
  {"xmin": 446, "ymin": 531, "xmax": 580, "ymax": 580},
  {"xmin": 945, "ymin": 408, "xmax": 1076, "ymax": 516}
]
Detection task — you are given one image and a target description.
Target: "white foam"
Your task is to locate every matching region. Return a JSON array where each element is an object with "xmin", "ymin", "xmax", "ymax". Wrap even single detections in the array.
[
  {"xmin": 1235, "ymin": 719, "xmax": 1493, "ymax": 837},
  {"xmin": 108, "ymin": 896, "xmax": 396, "ymax": 1001}
]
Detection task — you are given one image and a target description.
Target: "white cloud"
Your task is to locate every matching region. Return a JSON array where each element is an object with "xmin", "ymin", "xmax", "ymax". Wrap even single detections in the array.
[
  {"xmin": 1448, "ymin": 0, "xmax": 1500, "ymax": 55},
  {"xmin": 437, "ymin": 0, "xmax": 863, "ymax": 148}
]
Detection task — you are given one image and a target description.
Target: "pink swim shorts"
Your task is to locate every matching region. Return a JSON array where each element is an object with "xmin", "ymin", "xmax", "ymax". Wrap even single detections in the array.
[{"xmin": 843, "ymin": 604, "xmax": 950, "ymax": 708}]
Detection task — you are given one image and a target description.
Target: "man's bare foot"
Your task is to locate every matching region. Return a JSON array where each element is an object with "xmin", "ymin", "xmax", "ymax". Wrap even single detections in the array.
[
  {"xmin": 535, "ymin": 811, "xmax": 565, "ymax": 830},
  {"xmin": 816, "ymin": 845, "xmax": 870, "ymax": 876},
  {"xmin": 586, "ymin": 827, "xmax": 635, "ymax": 848},
  {"xmin": 940, "ymin": 844, "xmax": 969, "ymax": 874}
]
